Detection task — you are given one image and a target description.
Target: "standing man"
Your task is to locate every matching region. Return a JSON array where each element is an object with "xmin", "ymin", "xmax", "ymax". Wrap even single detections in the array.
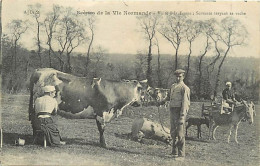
[
  {"xmin": 168, "ymin": 69, "xmax": 190, "ymax": 161},
  {"xmin": 34, "ymin": 85, "xmax": 65, "ymax": 146}
]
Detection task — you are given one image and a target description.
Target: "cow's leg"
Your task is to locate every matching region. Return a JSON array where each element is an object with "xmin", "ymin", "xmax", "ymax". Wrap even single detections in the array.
[
  {"xmin": 227, "ymin": 125, "xmax": 233, "ymax": 143},
  {"xmin": 212, "ymin": 125, "xmax": 218, "ymax": 140},
  {"xmin": 95, "ymin": 118, "xmax": 106, "ymax": 148}
]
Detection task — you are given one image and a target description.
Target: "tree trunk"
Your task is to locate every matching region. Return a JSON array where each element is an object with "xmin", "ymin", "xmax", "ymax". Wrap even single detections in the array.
[
  {"xmin": 36, "ymin": 17, "xmax": 42, "ymax": 67},
  {"xmin": 66, "ymin": 53, "xmax": 72, "ymax": 73},
  {"xmin": 58, "ymin": 53, "xmax": 64, "ymax": 71},
  {"xmin": 214, "ymin": 46, "xmax": 231, "ymax": 98},
  {"xmin": 146, "ymin": 39, "xmax": 152, "ymax": 86},
  {"xmin": 156, "ymin": 42, "xmax": 162, "ymax": 87},
  {"xmin": 184, "ymin": 41, "xmax": 192, "ymax": 85},
  {"xmin": 48, "ymin": 47, "xmax": 52, "ymax": 67},
  {"xmin": 25, "ymin": 60, "xmax": 29, "ymax": 79},
  {"xmin": 10, "ymin": 46, "xmax": 14, "ymax": 74},
  {"xmin": 175, "ymin": 45, "xmax": 179, "ymax": 70},
  {"xmin": 14, "ymin": 40, "xmax": 17, "ymax": 73},
  {"xmin": 198, "ymin": 37, "xmax": 209, "ymax": 99},
  {"xmin": 85, "ymin": 30, "xmax": 94, "ymax": 76},
  {"xmin": 207, "ymin": 39, "xmax": 221, "ymax": 73}
]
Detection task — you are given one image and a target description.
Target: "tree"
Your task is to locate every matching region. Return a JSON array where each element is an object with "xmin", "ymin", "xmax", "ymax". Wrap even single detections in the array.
[
  {"xmin": 206, "ymin": 19, "xmax": 223, "ymax": 74},
  {"xmin": 184, "ymin": 20, "xmax": 202, "ymax": 84},
  {"xmin": 90, "ymin": 46, "xmax": 107, "ymax": 78},
  {"xmin": 44, "ymin": 5, "xmax": 62, "ymax": 67},
  {"xmin": 137, "ymin": 14, "xmax": 160, "ymax": 86},
  {"xmin": 213, "ymin": 17, "xmax": 248, "ymax": 97},
  {"xmin": 197, "ymin": 21, "xmax": 212, "ymax": 98},
  {"xmin": 134, "ymin": 51, "xmax": 147, "ymax": 80},
  {"xmin": 154, "ymin": 37, "xmax": 162, "ymax": 87},
  {"xmin": 27, "ymin": 3, "xmax": 43, "ymax": 67},
  {"xmin": 159, "ymin": 14, "xmax": 187, "ymax": 70},
  {"xmin": 55, "ymin": 7, "xmax": 85, "ymax": 73},
  {"xmin": 84, "ymin": 15, "xmax": 96, "ymax": 76},
  {"xmin": 7, "ymin": 20, "xmax": 28, "ymax": 74}
]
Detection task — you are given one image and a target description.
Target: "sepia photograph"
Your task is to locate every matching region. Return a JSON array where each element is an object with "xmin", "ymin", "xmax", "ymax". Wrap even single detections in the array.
[{"xmin": 0, "ymin": 0, "xmax": 259, "ymax": 165}]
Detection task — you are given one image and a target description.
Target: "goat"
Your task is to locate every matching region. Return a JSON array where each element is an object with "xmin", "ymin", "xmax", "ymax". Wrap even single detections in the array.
[{"xmin": 186, "ymin": 117, "xmax": 209, "ymax": 139}]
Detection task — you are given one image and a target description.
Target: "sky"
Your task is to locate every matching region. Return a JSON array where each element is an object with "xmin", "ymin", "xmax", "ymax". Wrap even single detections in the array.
[{"xmin": 2, "ymin": 0, "xmax": 260, "ymax": 58}]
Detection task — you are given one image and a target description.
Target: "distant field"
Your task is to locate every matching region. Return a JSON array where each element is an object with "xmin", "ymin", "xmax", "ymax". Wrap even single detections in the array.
[{"xmin": 0, "ymin": 94, "xmax": 259, "ymax": 166}]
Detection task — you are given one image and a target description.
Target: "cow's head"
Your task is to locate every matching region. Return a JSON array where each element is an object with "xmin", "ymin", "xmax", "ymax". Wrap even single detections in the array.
[
  {"xmin": 121, "ymin": 79, "xmax": 143, "ymax": 107},
  {"xmin": 92, "ymin": 78, "xmax": 143, "ymax": 108}
]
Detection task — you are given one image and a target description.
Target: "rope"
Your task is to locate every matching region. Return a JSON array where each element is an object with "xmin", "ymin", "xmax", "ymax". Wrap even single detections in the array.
[{"xmin": 157, "ymin": 106, "xmax": 171, "ymax": 134}]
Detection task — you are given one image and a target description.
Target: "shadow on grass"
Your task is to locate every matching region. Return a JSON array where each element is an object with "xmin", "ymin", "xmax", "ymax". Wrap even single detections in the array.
[
  {"xmin": 63, "ymin": 137, "xmax": 100, "ymax": 147},
  {"xmin": 114, "ymin": 132, "xmax": 170, "ymax": 146},
  {"xmin": 185, "ymin": 136, "xmax": 210, "ymax": 143},
  {"xmin": 64, "ymin": 137, "xmax": 143, "ymax": 155},
  {"xmin": 3, "ymin": 132, "xmax": 90, "ymax": 146},
  {"xmin": 107, "ymin": 147, "xmax": 142, "ymax": 155},
  {"xmin": 2, "ymin": 132, "xmax": 171, "ymax": 159},
  {"xmin": 3, "ymin": 132, "xmax": 34, "ymax": 145}
]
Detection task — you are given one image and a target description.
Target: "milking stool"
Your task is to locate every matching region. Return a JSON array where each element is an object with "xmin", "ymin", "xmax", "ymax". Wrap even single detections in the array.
[{"xmin": 33, "ymin": 130, "xmax": 47, "ymax": 148}]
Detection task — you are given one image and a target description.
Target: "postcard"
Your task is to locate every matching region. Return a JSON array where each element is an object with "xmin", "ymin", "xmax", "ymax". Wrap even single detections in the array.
[{"xmin": 1, "ymin": 0, "xmax": 259, "ymax": 165}]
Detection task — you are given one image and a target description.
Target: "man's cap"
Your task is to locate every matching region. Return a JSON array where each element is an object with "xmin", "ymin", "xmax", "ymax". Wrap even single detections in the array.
[
  {"xmin": 42, "ymin": 86, "xmax": 56, "ymax": 92},
  {"xmin": 226, "ymin": 82, "xmax": 232, "ymax": 86},
  {"xmin": 174, "ymin": 69, "xmax": 185, "ymax": 75}
]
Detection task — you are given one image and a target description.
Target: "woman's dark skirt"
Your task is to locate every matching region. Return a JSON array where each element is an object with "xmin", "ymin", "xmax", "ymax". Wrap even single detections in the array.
[{"xmin": 36, "ymin": 117, "xmax": 62, "ymax": 146}]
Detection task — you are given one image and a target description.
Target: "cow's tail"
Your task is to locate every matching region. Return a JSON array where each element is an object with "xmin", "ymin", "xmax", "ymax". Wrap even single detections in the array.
[{"xmin": 28, "ymin": 76, "xmax": 34, "ymax": 121}]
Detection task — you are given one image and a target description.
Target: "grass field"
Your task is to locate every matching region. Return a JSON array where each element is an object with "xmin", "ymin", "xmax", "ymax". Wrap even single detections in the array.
[{"xmin": 0, "ymin": 94, "xmax": 259, "ymax": 166}]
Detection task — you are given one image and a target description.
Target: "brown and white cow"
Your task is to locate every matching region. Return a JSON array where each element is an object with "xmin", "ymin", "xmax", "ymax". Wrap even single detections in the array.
[{"xmin": 29, "ymin": 68, "xmax": 144, "ymax": 147}]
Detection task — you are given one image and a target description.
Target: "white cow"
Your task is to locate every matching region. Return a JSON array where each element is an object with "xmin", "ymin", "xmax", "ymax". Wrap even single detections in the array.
[{"xmin": 131, "ymin": 118, "xmax": 171, "ymax": 143}]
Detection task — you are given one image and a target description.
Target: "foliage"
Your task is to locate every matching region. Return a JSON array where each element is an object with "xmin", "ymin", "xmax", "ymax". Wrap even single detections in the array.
[{"xmin": 1, "ymin": 4, "xmax": 259, "ymax": 101}]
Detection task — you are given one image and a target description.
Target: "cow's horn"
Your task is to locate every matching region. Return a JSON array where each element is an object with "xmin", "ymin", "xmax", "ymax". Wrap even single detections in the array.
[{"xmin": 140, "ymin": 79, "xmax": 148, "ymax": 83}]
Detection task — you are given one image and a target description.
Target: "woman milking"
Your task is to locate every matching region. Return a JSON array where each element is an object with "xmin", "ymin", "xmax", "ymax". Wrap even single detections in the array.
[{"xmin": 34, "ymin": 85, "xmax": 65, "ymax": 146}]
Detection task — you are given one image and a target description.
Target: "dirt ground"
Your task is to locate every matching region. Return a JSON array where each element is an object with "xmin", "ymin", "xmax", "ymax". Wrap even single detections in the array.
[{"xmin": 0, "ymin": 94, "xmax": 259, "ymax": 166}]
